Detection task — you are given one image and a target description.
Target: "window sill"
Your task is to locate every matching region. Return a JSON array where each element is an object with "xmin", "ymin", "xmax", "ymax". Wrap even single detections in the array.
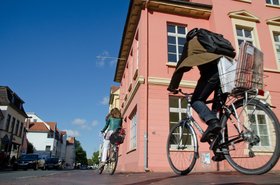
[
  {"xmin": 166, "ymin": 62, "xmax": 177, "ymax": 67},
  {"xmin": 233, "ymin": 0, "xmax": 251, "ymax": 3},
  {"xmin": 266, "ymin": 4, "xmax": 280, "ymax": 9},
  {"xmin": 264, "ymin": 68, "xmax": 280, "ymax": 73},
  {"xmin": 126, "ymin": 148, "xmax": 136, "ymax": 154}
]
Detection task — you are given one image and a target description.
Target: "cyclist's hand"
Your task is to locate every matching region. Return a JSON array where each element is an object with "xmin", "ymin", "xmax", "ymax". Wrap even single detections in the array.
[{"xmin": 167, "ymin": 87, "xmax": 179, "ymax": 94}]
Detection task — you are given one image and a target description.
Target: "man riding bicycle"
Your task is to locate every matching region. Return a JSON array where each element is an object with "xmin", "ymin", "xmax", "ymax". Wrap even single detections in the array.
[{"xmin": 167, "ymin": 28, "xmax": 235, "ymax": 142}]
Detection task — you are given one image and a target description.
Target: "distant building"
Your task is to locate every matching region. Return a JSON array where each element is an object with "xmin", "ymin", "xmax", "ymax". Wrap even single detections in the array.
[
  {"xmin": 65, "ymin": 137, "xmax": 75, "ymax": 169},
  {"xmin": 109, "ymin": 86, "xmax": 120, "ymax": 111},
  {"xmin": 0, "ymin": 86, "xmax": 28, "ymax": 159},
  {"xmin": 26, "ymin": 113, "xmax": 67, "ymax": 160}
]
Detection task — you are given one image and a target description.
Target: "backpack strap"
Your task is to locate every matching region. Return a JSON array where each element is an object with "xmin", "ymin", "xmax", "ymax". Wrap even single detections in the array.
[{"xmin": 187, "ymin": 28, "xmax": 199, "ymax": 41}]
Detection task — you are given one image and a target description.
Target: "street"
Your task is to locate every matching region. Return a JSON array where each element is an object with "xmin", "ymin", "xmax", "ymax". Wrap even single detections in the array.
[{"xmin": 1, "ymin": 169, "xmax": 280, "ymax": 185}]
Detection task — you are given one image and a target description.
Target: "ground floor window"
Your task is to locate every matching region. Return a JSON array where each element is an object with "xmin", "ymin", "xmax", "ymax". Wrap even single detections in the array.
[
  {"xmin": 129, "ymin": 111, "xmax": 137, "ymax": 150},
  {"xmin": 169, "ymin": 96, "xmax": 193, "ymax": 146}
]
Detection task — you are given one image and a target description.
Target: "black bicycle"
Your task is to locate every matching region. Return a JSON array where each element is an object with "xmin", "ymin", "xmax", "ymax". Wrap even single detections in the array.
[
  {"xmin": 167, "ymin": 88, "xmax": 280, "ymax": 175},
  {"xmin": 98, "ymin": 128, "xmax": 125, "ymax": 175},
  {"xmin": 98, "ymin": 142, "xmax": 119, "ymax": 175}
]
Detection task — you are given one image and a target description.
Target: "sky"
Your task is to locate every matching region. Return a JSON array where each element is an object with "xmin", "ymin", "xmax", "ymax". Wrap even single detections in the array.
[{"xmin": 0, "ymin": 0, "xmax": 130, "ymax": 158}]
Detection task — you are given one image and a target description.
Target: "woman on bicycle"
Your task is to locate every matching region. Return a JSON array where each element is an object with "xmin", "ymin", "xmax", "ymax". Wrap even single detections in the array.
[
  {"xmin": 168, "ymin": 28, "xmax": 233, "ymax": 142},
  {"xmin": 100, "ymin": 108, "xmax": 123, "ymax": 168}
]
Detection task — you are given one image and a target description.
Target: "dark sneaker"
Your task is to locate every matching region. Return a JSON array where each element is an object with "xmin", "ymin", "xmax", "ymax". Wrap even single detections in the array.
[
  {"xmin": 99, "ymin": 162, "xmax": 105, "ymax": 169},
  {"xmin": 200, "ymin": 119, "xmax": 221, "ymax": 143}
]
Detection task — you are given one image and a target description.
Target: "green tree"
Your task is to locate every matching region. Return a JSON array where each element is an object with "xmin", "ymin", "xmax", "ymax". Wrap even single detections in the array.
[
  {"xmin": 92, "ymin": 151, "xmax": 99, "ymax": 165},
  {"xmin": 75, "ymin": 140, "xmax": 87, "ymax": 165},
  {"xmin": 27, "ymin": 141, "xmax": 34, "ymax": 153},
  {"xmin": 87, "ymin": 158, "xmax": 93, "ymax": 166}
]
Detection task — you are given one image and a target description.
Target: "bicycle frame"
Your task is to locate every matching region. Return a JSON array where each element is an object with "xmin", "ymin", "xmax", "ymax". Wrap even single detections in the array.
[{"xmin": 178, "ymin": 88, "xmax": 259, "ymax": 151}]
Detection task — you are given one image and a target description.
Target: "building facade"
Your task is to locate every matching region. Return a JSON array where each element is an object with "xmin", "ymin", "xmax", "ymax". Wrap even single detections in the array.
[
  {"xmin": 0, "ymin": 86, "xmax": 28, "ymax": 160},
  {"xmin": 65, "ymin": 137, "xmax": 75, "ymax": 169},
  {"xmin": 114, "ymin": 0, "xmax": 280, "ymax": 172}
]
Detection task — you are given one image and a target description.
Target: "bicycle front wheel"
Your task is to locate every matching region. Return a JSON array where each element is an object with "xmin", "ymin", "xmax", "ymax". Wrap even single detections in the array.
[
  {"xmin": 166, "ymin": 122, "xmax": 197, "ymax": 175},
  {"xmin": 221, "ymin": 98, "xmax": 280, "ymax": 175}
]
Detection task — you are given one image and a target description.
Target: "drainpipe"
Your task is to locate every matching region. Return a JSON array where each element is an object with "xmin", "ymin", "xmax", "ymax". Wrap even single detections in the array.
[{"xmin": 144, "ymin": 0, "xmax": 150, "ymax": 172}]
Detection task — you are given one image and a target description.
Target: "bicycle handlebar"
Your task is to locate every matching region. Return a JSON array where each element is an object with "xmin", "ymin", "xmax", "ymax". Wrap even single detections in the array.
[{"xmin": 178, "ymin": 89, "xmax": 193, "ymax": 96}]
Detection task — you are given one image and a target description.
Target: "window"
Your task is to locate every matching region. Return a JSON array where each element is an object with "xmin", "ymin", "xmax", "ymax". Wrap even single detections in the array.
[
  {"xmin": 273, "ymin": 32, "xmax": 280, "ymax": 63},
  {"xmin": 10, "ymin": 117, "xmax": 15, "ymax": 133},
  {"xmin": 267, "ymin": 17, "xmax": 280, "ymax": 69},
  {"xmin": 19, "ymin": 122, "xmax": 23, "ymax": 137},
  {"xmin": 169, "ymin": 96, "xmax": 193, "ymax": 146},
  {"xmin": 229, "ymin": 10, "xmax": 260, "ymax": 52},
  {"xmin": 266, "ymin": 0, "xmax": 280, "ymax": 6},
  {"xmin": 48, "ymin": 132, "xmax": 54, "ymax": 138},
  {"xmin": 45, "ymin": 145, "xmax": 51, "ymax": 151},
  {"xmin": 248, "ymin": 107, "xmax": 270, "ymax": 147},
  {"xmin": 15, "ymin": 120, "xmax": 19, "ymax": 135},
  {"xmin": 129, "ymin": 112, "xmax": 137, "ymax": 150},
  {"xmin": 5, "ymin": 114, "xmax": 11, "ymax": 131},
  {"xmin": 236, "ymin": 26, "xmax": 254, "ymax": 46},
  {"xmin": 167, "ymin": 24, "xmax": 187, "ymax": 63}
]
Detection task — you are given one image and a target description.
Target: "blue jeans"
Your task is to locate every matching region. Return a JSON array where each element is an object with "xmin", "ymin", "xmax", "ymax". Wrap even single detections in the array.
[{"xmin": 191, "ymin": 62, "xmax": 220, "ymax": 124}]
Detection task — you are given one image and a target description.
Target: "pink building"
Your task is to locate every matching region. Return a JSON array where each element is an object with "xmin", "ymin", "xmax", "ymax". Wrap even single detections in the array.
[{"xmin": 113, "ymin": 0, "xmax": 280, "ymax": 172}]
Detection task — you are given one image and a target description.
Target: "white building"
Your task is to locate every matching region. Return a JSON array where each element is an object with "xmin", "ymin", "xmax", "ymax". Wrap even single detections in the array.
[{"xmin": 26, "ymin": 113, "xmax": 67, "ymax": 160}]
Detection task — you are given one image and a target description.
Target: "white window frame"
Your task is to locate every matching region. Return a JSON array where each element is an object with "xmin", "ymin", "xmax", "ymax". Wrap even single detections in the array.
[
  {"xmin": 129, "ymin": 112, "xmax": 137, "ymax": 150},
  {"xmin": 167, "ymin": 24, "xmax": 187, "ymax": 64}
]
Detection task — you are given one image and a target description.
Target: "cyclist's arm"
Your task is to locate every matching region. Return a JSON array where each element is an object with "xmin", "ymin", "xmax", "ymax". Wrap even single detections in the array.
[{"xmin": 101, "ymin": 119, "xmax": 110, "ymax": 133}]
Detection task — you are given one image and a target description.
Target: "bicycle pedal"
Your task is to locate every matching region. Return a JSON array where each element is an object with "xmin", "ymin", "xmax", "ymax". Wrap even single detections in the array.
[{"xmin": 212, "ymin": 155, "xmax": 226, "ymax": 162}]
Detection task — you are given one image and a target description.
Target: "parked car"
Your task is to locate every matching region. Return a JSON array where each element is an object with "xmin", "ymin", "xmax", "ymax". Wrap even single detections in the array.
[
  {"xmin": 13, "ymin": 154, "xmax": 45, "ymax": 170},
  {"xmin": 45, "ymin": 157, "xmax": 63, "ymax": 170}
]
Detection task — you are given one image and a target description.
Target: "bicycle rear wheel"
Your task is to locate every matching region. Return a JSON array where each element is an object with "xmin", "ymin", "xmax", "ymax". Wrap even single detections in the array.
[
  {"xmin": 221, "ymin": 98, "xmax": 280, "ymax": 175},
  {"xmin": 107, "ymin": 145, "xmax": 118, "ymax": 175},
  {"xmin": 166, "ymin": 121, "xmax": 197, "ymax": 175},
  {"xmin": 98, "ymin": 163, "xmax": 104, "ymax": 174}
]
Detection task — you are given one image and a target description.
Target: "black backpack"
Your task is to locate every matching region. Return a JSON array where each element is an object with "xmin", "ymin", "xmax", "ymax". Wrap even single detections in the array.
[{"xmin": 187, "ymin": 28, "xmax": 236, "ymax": 58}]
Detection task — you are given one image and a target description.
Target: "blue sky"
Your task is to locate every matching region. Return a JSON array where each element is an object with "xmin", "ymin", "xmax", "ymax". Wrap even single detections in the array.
[{"xmin": 0, "ymin": 0, "xmax": 130, "ymax": 158}]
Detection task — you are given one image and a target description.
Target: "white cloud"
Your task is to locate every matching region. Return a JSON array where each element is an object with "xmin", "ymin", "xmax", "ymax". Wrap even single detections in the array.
[
  {"xmin": 91, "ymin": 120, "xmax": 99, "ymax": 127},
  {"xmin": 72, "ymin": 118, "xmax": 90, "ymax": 129},
  {"xmin": 96, "ymin": 51, "xmax": 109, "ymax": 67},
  {"xmin": 96, "ymin": 51, "xmax": 118, "ymax": 67},
  {"xmin": 109, "ymin": 59, "xmax": 117, "ymax": 67},
  {"xmin": 65, "ymin": 130, "xmax": 80, "ymax": 137},
  {"xmin": 101, "ymin": 96, "xmax": 109, "ymax": 105}
]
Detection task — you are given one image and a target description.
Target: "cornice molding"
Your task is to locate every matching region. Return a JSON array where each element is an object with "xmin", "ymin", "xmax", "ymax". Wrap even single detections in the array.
[{"xmin": 122, "ymin": 76, "xmax": 145, "ymax": 115}]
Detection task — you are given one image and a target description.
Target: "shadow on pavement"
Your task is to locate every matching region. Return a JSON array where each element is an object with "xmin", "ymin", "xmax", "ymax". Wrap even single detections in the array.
[{"xmin": 123, "ymin": 175, "xmax": 178, "ymax": 185}]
